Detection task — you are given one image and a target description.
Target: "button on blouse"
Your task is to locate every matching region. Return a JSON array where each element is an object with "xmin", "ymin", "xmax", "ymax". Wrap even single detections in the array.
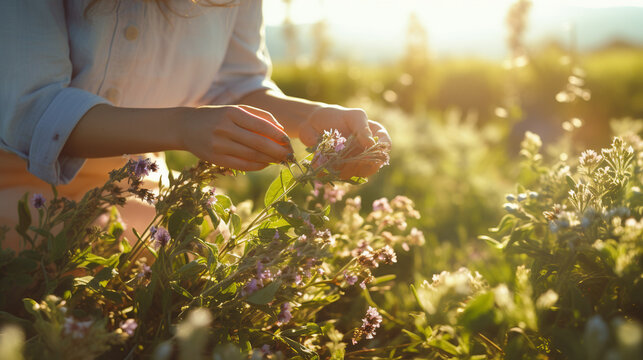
[{"xmin": 0, "ymin": 0, "xmax": 281, "ymax": 185}]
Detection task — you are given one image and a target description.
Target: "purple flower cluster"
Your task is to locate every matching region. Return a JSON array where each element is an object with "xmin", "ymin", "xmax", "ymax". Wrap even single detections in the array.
[
  {"xmin": 150, "ymin": 226, "xmax": 171, "ymax": 247},
  {"xmin": 119, "ymin": 318, "xmax": 138, "ymax": 336},
  {"xmin": 376, "ymin": 245, "xmax": 398, "ymax": 265},
  {"xmin": 30, "ymin": 193, "xmax": 46, "ymax": 209},
  {"xmin": 352, "ymin": 306, "xmax": 383, "ymax": 344},
  {"xmin": 312, "ymin": 182, "xmax": 346, "ymax": 204},
  {"xmin": 372, "ymin": 198, "xmax": 393, "ymax": 213},
  {"xmin": 344, "ymin": 271, "xmax": 358, "ymax": 286},
  {"xmin": 277, "ymin": 302, "xmax": 293, "ymax": 324},
  {"xmin": 130, "ymin": 157, "xmax": 159, "ymax": 178}
]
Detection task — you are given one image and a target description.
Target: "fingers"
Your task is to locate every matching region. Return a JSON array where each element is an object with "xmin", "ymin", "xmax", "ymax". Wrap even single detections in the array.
[
  {"xmin": 345, "ymin": 109, "xmax": 375, "ymax": 148},
  {"xmin": 210, "ymin": 154, "xmax": 268, "ymax": 171},
  {"xmin": 299, "ymin": 125, "xmax": 319, "ymax": 147},
  {"xmin": 224, "ymin": 124, "xmax": 292, "ymax": 162},
  {"xmin": 233, "ymin": 106, "xmax": 290, "ymax": 145},
  {"xmin": 213, "ymin": 138, "xmax": 281, "ymax": 164},
  {"xmin": 237, "ymin": 105, "xmax": 285, "ymax": 130}
]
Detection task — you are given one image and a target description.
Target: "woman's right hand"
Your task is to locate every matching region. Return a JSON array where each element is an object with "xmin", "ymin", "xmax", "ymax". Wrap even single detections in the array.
[{"xmin": 178, "ymin": 105, "xmax": 293, "ymax": 171}]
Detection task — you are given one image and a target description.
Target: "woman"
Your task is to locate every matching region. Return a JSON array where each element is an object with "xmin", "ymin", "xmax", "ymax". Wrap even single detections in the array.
[{"xmin": 0, "ymin": 0, "xmax": 390, "ymax": 249}]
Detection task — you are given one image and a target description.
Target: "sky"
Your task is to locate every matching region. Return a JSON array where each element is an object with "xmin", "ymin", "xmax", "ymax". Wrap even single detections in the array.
[{"xmin": 263, "ymin": 0, "xmax": 643, "ymax": 61}]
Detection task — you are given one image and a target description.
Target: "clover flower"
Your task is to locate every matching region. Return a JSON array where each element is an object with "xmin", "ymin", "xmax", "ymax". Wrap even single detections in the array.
[
  {"xmin": 119, "ymin": 319, "xmax": 138, "ymax": 336},
  {"xmin": 312, "ymin": 182, "xmax": 346, "ymax": 203},
  {"xmin": 352, "ymin": 306, "xmax": 383, "ymax": 344},
  {"xmin": 579, "ymin": 149, "xmax": 602, "ymax": 168},
  {"xmin": 150, "ymin": 226, "xmax": 171, "ymax": 247},
  {"xmin": 277, "ymin": 302, "xmax": 292, "ymax": 325},
  {"xmin": 372, "ymin": 198, "xmax": 393, "ymax": 213},
  {"xmin": 63, "ymin": 317, "xmax": 93, "ymax": 339},
  {"xmin": 408, "ymin": 227, "xmax": 426, "ymax": 246},
  {"xmin": 30, "ymin": 193, "xmax": 46, "ymax": 209}
]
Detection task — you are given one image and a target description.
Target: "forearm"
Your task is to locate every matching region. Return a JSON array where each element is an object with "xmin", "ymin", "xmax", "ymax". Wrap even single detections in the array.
[
  {"xmin": 238, "ymin": 89, "xmax": 323, "ymax": 138},
  {"xmin": 62, "ymin": 104, "xmax": 185, "ymax": 158}
]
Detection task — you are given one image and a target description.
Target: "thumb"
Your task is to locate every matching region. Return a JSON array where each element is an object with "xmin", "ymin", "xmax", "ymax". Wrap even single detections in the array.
[{"xmin": 346, "ymin": 109, "xmax": 375, "ymax": 148}]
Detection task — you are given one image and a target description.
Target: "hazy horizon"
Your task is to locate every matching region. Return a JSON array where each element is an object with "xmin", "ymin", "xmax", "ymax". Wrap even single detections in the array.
[{"xmin": 264, "ymin": 1, "xmax": 643, "ymax": 62}]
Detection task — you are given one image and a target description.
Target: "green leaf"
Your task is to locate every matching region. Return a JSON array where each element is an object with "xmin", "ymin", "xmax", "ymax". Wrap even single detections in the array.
[
  {"xmin": 281, "ymin": 323, "xmax": 322, "ymax": 337},
  {"xmin": 402, "ymin": 329, "xmax": 423, "ymax": 342},
  {"xmin": 15, "ymin": 193, "xmax": 31, "ymax": 238},
  {"xmin": 265, "ymin": 168, "xmax": 295, "ymax": 207},
  {"xmin": 121, "ymin": 238, "xmax": 131, "ymax": 253},
  {"xmin": 230, "ymin": 214, "xmax": 242, "ymax": 235},
  {"xmin": 478, "ymin": 235, "xmax": 504, "ymax": 249},
  {"xmin": 489, "ymin": 214, "xmax": 515, "ymax": 234},
  {"xmin": 458, "ymin": 291, "xmax": 496, "ymax": 332},
  {"xmin": 22, "ymin": 298, "xmax": 39, "ymax": 317},
  {"xmin": 565, "ymin": 175, "xmax": 576, "ymax": 190},
  {"xmin": 247, "ymin": 280, "xmax": 282, "ymax": 305},
  {"xmin": 169, "ymin": 281, "xmax": 193, "ymax": 299},
  {"xmin": 275, "ymin": 335, "xmax": 317, "ymax": 358},
  {"xmin": 50, "ymin": 233, "xmax": 68, "ymax": 261},
  {"xmin": 168, "ymin": 209, "xmax": 192, "ymax": 239},
  {"xmin": 371, "ymin": 274, "xmax": 396, "ymax": 285},
  {"xmin": 174, "ymin": 260, "xmax": 206, "ymax": 280}
]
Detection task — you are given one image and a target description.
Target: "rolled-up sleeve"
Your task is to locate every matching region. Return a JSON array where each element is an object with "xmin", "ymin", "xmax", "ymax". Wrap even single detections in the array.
[
  {"xmin": 206, "ymin": 0, "xmax": 282, "ymax": 105},
  {"xmin": 0, "ymin": 1, "xmax": 108, "ymax": 185}
]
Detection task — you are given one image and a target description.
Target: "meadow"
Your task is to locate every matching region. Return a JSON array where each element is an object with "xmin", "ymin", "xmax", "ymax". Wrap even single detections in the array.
[{"xmin": 1, "ymin": 2, "xmax": 643, "ymax": 359}]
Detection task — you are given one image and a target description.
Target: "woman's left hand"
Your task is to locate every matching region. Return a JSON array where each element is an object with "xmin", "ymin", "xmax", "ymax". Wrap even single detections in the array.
[{"xmin": 298, "ymin": 105, "xmax": 391, "ymax": 178}]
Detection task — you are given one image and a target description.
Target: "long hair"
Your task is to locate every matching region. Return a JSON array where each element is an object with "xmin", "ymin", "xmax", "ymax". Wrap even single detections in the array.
[{"xmin": 84, "ymin": 0, "xmax": 238, "ymax": 18}]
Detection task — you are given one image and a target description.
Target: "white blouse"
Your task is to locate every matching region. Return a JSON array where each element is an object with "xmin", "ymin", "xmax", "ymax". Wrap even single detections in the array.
[{"xmin": 0, "ymin": 0, "xmax": 280, "ymax": 185}]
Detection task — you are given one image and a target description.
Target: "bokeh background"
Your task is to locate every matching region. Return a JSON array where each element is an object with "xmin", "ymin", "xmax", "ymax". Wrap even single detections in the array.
[{"xmin": 168, "ymin": 0, "xmax": 643, "ymax": 281}]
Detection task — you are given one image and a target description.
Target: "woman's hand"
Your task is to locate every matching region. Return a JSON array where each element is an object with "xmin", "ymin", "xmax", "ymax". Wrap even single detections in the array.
[
  {"xmin": 178, "ymin": 105, "xmax": 293, "ymax": 171},
  {"xmin": 298, "ymin": 105, "xmax": 392, "ymax": 178}
]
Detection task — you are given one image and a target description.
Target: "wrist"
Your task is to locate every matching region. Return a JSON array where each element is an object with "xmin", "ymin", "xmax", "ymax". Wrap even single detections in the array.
[{"xmin": 167, "ymin": 107, "xmax": 193, "ymax": 151}]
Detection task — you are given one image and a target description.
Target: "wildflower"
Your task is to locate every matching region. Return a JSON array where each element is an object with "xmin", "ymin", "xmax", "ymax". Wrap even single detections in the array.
[
  {"xmin": 376, "ymin": 245, "xmax": 397, "ymax": 264},
  {"xmin": 151, "ymin": 226, "xmax": 171, "ymax": 247},
  {"xmin": 63, "ymin": 317, "xmax": 93, "ymax": 339},
  {"xmin": 303, "ymin": 218, "xmax": 316, "ymax": 234},
  {"xmin": 346, "ymin": 196, "xmax": 362, "ymax": 210},
  {"xmin": 503, "ymin": 202, "xmax": 520, "ymax": 213},
  {"xmin": 351, "ymin": 239, "xmax": 373, "ymax": 257},
  {"xmin": 137, "ymin": 264, "xmax": 152, "ymax": 279},
  {"xmin": 277, "ymin": 302, "xmax": 292, "ymax": 324},
  {"xmin": 257, "ymin": 262, "xmax": 273, "ymax": 283},
  {"xmin": 352, "ymin": 307, "xmax": 383, "ymax": 344},
  {"xmin": 242, "ymin": 278, "xmax": 260, "ymax": 296},
  {"xmin": 536, "ymin": 289, "xmax": 559, "ymax": 309},
  {"xmin": 30, "ymin": 193, "xmax": 46, "ymax": 209},
  {"xmin": 357, "ymin": 250, "xmax": 378, "ymax": 268},
  {"xmin": 372, "ymin": 198, "xmax": 393, "ymax": 213},
  {"xmin": 359, "ymin": 274, "xmax": 374, "ymax": 289},
  {"xmin": 119, "ymin": 319, "xmax": 138, "ymax": 336},
  {"xmin": 344, "ymin": 271, "xmax": 358, "ymax": 286},
  {"xmin": 408, "ymin": 227, "xmax": 426, "ymax": 246},
  {"xmin": 204, "ymin": 188, "xmax": 217, "ymax": 206},
  {"xmin": 579, "ymin": 149, "xmax": 602, "ymax": 168},
  {"xmin": 130, "ymin": 157, "xmax": 158, "ymax": 178}
]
